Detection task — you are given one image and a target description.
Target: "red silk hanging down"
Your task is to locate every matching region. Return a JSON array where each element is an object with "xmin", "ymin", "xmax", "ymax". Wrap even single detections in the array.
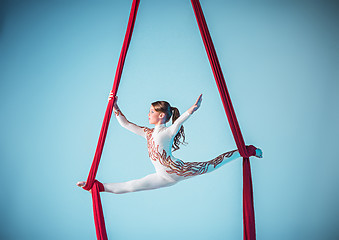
[
  {"xmin": 83, "ymin": 0, "xmax": 140, "ymax": 239},
  {"xmin": 83, "ymin": 0, "xmax": 256, "ymax": 239},
  {"xmin": 190, "ymin": 1, "xmax": 256, "ymax": 240}
]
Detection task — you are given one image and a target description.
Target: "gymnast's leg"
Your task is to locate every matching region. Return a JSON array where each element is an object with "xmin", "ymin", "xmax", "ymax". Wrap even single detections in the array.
[
  {"xmin": 170, "ymin": 146, "xmax": 262, "ymax": 179},
  {"xmin": 77, "ymin": 173, "xmax": 176, "ymax": 194},
  {"xmin": 103, "ymin": 173, "xmax": 177, "ymax": 194},
  {"xmin": 171, "ymin": 149, "xmax": 241, "ymax": 178}
]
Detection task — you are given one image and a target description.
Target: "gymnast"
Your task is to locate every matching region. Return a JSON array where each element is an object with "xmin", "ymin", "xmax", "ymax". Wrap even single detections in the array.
[{"xmin": 77, "ymin": 93, "xmax": 262, "ymax": 194}]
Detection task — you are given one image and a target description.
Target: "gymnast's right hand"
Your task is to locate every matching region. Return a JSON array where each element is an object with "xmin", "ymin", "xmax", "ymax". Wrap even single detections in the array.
[{"xmin": 109, "ymin": 92, "xmax": 119, "ymax": 109}]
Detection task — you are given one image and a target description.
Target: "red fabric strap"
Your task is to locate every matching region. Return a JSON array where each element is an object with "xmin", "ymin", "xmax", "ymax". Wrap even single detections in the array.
[
  {"xmin": 83, "ymin": 0, "xmax": 140, "ymax": 239},
  {"xmin": 190, "ymin": 0, "xmax": 256, "ymax": 239},
  {"xmin": 91, "ymin": 181, "xmax": 107, "ymax": 240},
  {"xmin": 94, "ymin": 180, "xmax": 105, "ymax": 192},
  {"xmin": 83, "ymin": 0, "xmax": 140, "ymax": 191}
]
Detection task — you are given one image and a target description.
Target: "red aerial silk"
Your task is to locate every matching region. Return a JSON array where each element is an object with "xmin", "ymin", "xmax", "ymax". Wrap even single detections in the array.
[
  {"xmin": 82, "ymin": 0, "xmax": 140, "ymax": 239},
  {"xmin": 190, "ymin": 1, "xmax": 256, "ymax": 239},
  {"xmin": 82, "ymin": 0, "xmax": 256, "ymax": 239}
]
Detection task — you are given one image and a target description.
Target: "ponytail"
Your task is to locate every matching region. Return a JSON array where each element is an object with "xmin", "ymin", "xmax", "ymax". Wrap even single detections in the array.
[
  {"xmin": 171, "ymin": 107, "xmax": 180, "ymax": 124},
  {"xmin": 171, "ymin": 107, "xmax": 187, "ymax": 151}
]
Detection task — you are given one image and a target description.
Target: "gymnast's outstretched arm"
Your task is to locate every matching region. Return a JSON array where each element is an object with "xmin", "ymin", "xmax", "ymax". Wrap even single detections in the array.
[
  {"xmin": 109, "ymin": 94, "xmax": 146, "ymax": 138},
  {"xmin": 169, "ymin": 94, "xmax": 203, "ymax": 135}
]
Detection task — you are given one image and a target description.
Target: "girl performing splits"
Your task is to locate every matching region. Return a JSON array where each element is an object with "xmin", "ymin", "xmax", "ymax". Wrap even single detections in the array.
[{"xmin": 77, "ymin": 93, "xmax": 262, "ymax": 194}]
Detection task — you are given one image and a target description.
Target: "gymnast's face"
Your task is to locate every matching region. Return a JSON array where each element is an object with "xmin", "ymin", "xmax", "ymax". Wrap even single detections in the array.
[{"xmin": 148, "ymin": 105, "xmax": 165, "ymax": 125}]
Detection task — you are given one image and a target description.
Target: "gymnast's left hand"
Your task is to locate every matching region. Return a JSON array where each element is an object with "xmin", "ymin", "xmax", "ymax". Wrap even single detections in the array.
[{"xmin": 188, "ymin": 94, "xmax": 203, "ymax": 114}]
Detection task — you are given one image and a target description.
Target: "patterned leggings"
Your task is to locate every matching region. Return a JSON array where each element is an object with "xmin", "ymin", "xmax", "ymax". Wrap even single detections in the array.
[{"xmin": 103, "ymin": 149, "xmax": 239, "ymax": 194}]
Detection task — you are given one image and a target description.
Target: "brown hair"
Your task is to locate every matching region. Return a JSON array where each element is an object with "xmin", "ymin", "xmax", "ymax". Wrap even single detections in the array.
[{"xmin": 151, "ymin": 101, "xmax": 186, "ymax": 151}]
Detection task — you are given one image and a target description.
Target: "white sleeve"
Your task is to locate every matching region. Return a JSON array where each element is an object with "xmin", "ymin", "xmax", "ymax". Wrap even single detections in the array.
[
  {"xmin": 168, "ymin": 110, "xmax": 192, "ymax": 136},
  {"xmin": 114, "ymin": 109, "xmax": 146, "ymax": 138}
]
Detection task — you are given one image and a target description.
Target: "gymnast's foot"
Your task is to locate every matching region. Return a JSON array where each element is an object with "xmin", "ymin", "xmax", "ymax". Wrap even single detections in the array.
[
  {"xmin": 76, "ymin": 181, "xmax": 105, "ymax": 192},
  {"xmin": 76, "ymin": 181, "xmax": 93, "ymax": 193},
  {"xmin": 76, "ymin": 181, "xmax": 86, "ymax": 187},
  {"xmin": 255, "ymin": 148, "xmax": 263, "ymax": 158}
]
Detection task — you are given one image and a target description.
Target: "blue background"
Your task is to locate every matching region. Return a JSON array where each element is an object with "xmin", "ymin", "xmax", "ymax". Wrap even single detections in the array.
[{"xmin": 1, "ymin": 0, "xmax": 338, "ymax": 239}]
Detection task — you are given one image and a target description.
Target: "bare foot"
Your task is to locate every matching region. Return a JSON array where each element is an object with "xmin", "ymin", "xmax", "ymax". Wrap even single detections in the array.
[
  {"xmin": 76, "ymin": 181, "xmax": 94, "ymax": 193},
  {"xmin": 76, "ymin": 181, "xmax": 86, "ymax": 187},
  {"xmin": 255, "ymin": 148, "xmax": 263, "ymax": 158}
]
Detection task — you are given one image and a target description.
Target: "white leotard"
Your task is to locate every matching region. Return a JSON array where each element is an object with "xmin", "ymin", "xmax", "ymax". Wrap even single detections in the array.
[{"xmin": 102, "ymin": 108, "xmax": 239, "ymax": 194}]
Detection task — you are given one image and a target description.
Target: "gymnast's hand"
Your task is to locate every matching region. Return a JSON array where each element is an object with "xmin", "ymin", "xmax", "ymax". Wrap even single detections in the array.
[
  {"xmin": 108, "ymin": 92, "xmax": 119, "ymax": 110},
  {"xmin": 188, "ymin": 94, "xmax": 203, "ymax": 114}
]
